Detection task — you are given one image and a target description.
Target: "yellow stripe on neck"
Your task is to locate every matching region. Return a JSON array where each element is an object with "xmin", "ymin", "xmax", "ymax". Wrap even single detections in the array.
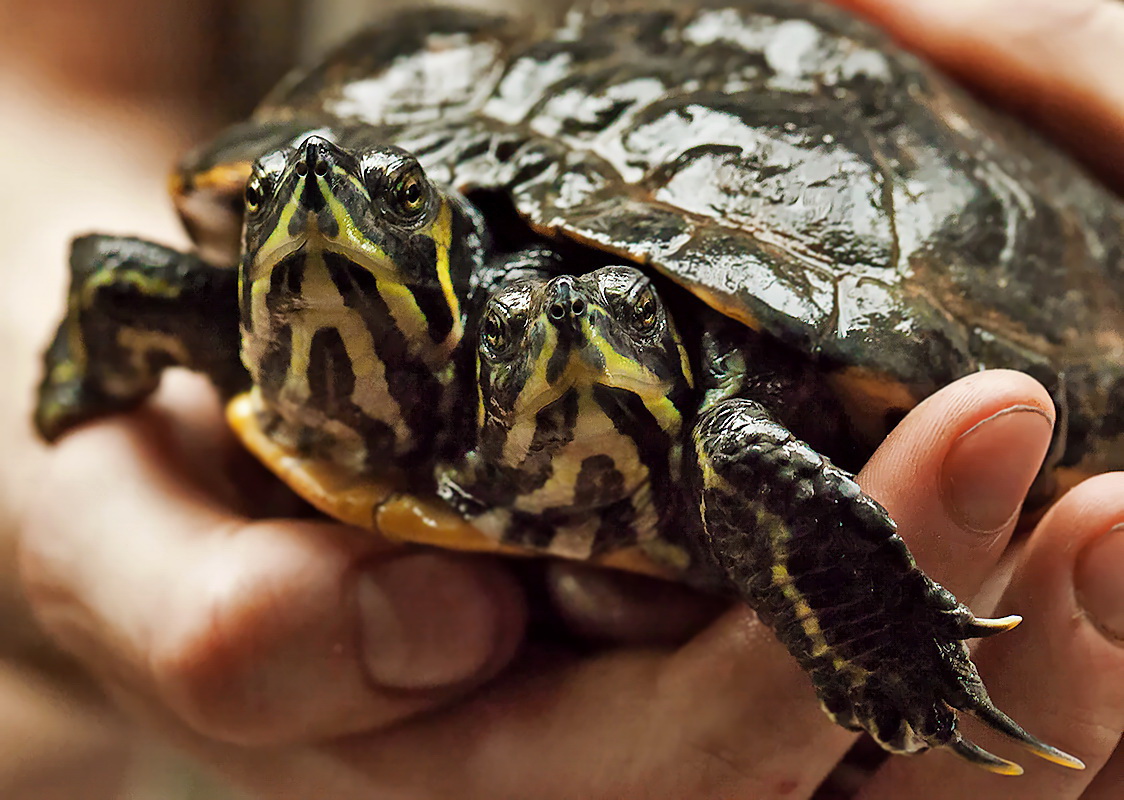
[{"xmin": 431, "ymin": 201, "xmax": 465, "ymax": 350}]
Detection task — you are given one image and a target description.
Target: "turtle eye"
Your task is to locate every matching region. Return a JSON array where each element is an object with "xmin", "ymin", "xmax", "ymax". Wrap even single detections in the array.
[
  {"xmin": 630, "ymin": 282, "xmax": 661, "ymax": 334},
  {"xmin": 244, "ymin": 178, "xmax": 264, "ymax": 215},
  {"xmin": 390, "ymin": 169, "xmax": 428, "ymax": 219},
  {"xmin": 480, "ymin": 306, "xmax": 515, "ymax": 359}
]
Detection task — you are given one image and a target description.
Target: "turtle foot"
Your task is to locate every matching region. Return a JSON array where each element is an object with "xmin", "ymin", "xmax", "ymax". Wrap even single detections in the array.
[
  {"xmin": 812, "ymin": 633, "xmax": 1086, "ymax": 775},
  {"xmin": 692, "ymin": 398, "xmax": 1084, "ymax": 774},
  {"xmin": 35, "ymin": 324, "xmax": 140, "ymax": 442}
]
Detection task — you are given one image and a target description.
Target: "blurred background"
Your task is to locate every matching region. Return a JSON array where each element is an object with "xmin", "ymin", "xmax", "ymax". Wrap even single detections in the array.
[{"xmin": 0, "ymin": 1, "xmax": 519, "ymax": 797}]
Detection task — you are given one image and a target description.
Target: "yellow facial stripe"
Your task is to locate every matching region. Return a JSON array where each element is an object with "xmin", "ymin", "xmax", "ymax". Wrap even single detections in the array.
[
  {"xmin": 244, "ymin": 267, "xmax": 275, "ymax": 371},
  {"xmin": 506, "ymin": 308, "xmax": 686, "ymax": 441},
  {"xmin": 512, "ymin": 324, "xmax": 559, "ymax": 420},
  {"xmin": 251, "ymin": 170, "xmax": 460, "ymax": 368},
  {"xmin": 321, "ymin": 178, "xmax": 458, "ymax": 363},
  {"xmin": 581, "ymin": 313, "xmax": 683, "ymax": 436},
  {"xmin": 322, "ymin": 177, "xmax": 389, "ymax": 263},
  {"xmin": 431, "ymin": 201, "xmax": 464, "ymax": 349},
  {"xmin": 250, "ymin": 185, "xmax": 305, "ymax": 282}
]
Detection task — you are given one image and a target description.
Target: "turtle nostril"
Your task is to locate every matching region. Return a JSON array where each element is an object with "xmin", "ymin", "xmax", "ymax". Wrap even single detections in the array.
[
  {"xmin": 295, "ymin": 161, "xmax": 308, "ymax": 176},
  {"xmin": 548, "ymin": 302, "xmax": 566, "ymax": 321},
  {"xmin": 314, "ymin": 161, "xmax": 329, "ymax": 177},
  {"xmin": 570, "ymin": 298, "xmax": 586, "ymax": 316}
]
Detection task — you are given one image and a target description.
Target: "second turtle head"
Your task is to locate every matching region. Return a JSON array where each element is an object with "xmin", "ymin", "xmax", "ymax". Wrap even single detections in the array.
[{"xmin": 476, "ymin": 266, "xmax": 694, "ymax": 431}]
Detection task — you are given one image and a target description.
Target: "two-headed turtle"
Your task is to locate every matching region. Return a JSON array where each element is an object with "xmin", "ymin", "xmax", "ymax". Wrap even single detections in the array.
[{"xmin": 36, "ymin": 0, "xmax": 1124, "ymax": 775}]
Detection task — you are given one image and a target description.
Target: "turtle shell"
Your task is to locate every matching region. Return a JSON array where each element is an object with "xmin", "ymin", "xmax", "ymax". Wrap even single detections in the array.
[
  {"xmin": 241, "ymin": 0, "xmax": 1124, "ymax": 473},
  {"xmin": 201, "ymin": 0, "xmax": 1124, "ymax": 572},
  {"xmin": 226, "ymin": 392, "xmax": 680, "ymax": 576}
]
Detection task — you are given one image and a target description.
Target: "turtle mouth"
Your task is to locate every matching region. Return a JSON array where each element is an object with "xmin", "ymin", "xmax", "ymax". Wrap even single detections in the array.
[
  {"xmin": 250, "ymin": 176, "xmax": 383, "ymax": 281},
  {"xmin": 290, "ymin": 207, "xmax": 340, "ymax": 242},
  {"xmin": 247, "ymin": 235, "xmax": 306, "ymax": 285},
  {"xmin": 511, "ymin": 321, "xmax": 670, "ymax": 417}
]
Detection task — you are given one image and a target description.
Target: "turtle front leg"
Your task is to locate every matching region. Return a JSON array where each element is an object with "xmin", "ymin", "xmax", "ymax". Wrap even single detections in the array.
[
  {"xmin": 36, "ymin": 235, "xmax": 248, "ymax": 441},
  {"xmin": 692, "ymin": 398, "xmax": 1082, "ymax": 775}
]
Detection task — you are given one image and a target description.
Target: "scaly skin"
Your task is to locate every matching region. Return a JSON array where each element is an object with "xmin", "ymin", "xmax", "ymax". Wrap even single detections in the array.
[
  {"xmin": 36, "ymin": 235, "xmax": 246, "ymax": 442},
  {"xmin": 692, "ymin": 398, "xmax": 1079, "ymax": 773}
]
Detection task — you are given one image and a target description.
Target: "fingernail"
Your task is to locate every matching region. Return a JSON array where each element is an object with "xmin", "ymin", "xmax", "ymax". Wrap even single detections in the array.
[
  {"xmin": 356, "ymin": 553, "xmax": 501, "ymax": 689},
  {"xmin": 1076, "ymin": 524, "xmax": 1124, "ymax": 642},
  {"xmin": 942, "ymin": 405, "xmax": 1053, "ymax": 533}
]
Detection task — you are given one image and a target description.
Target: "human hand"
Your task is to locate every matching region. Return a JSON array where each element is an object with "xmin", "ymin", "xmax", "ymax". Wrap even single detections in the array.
[
  {"xmin": 18, "ymin": 0, "xmax": 1124, "ymax": 797},
  {"xmin": 20, "ymin": 368, "xmax": 1123, "ymax": 799}
]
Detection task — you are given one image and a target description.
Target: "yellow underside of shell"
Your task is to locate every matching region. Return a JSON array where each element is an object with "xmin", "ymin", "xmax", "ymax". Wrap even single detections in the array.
[{"xmin": 226, "ymin": 391, "xmax": 678, "ymax": 580}]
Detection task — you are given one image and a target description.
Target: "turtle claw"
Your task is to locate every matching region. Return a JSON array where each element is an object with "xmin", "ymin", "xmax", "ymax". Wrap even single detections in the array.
[
  {"xmin": 961, "ymin": 614, "xmax": 1023, "ymax": 638},
  {"xmin": 949, "ymin": 737, "xmax": 1024, "ymax": 776},
  {"xmin": 965, "ymin": 693, "xmax": 1086, "ymax": 771}
]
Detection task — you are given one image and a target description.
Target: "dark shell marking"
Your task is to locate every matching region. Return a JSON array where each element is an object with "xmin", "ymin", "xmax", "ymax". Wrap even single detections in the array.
[{"xmin": 244, "ymin": 0, "xmax": 1124, "ymax": 472}]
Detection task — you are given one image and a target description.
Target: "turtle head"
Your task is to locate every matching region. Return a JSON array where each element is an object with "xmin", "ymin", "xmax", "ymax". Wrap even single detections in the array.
[
  {"xmin": 238, "ymin": 135, "xmax": 484, "ymax": 461},
  {"xmin": 476, "ymin": 266, "xmax": 693, "ymax": 443},
  {"xmin": 242, "ymin": 135, "xmax": 476, "ymax": 288},
  {"xmin": 242, "ymin": 137, "xmax": 438, "ymax": 255},
  {"xmin": 240, "ymin": 134, "xmax": 483, "ymax": 366}
]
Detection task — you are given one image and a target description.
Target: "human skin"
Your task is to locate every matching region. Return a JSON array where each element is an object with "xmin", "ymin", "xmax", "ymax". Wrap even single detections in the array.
[
  {"xmin": 15, "ymin": 0, "xmax": 1124, "ymax": 798},
  {"xmin": 831, "ymin": 0, "xmax": 1124, "ymax": 193},
  {"xmin": 0, "ymin": 1, "xmax": 219, "ymax": 796}
]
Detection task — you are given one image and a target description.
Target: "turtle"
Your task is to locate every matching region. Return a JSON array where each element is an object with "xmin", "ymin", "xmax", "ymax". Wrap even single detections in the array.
[{"xmin": 34, "ymin": 0, "xmax": 1124, "ymax": 777}]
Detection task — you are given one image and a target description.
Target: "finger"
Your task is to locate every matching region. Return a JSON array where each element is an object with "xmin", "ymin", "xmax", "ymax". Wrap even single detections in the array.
[
  {"xmin": 829, "ymin": 0, "xmax": 1124, "ymax": 189},
  {"xmin": 1083, "ymin": 743, "xmax": 1124, "ymax": 800},
  {"xmin": 319, "ymin": 370, "xmax": 1053, "ymax": 799},
  {"xmin": 19, "ymin": 399, "xmax": 527, "ymax": 747},
  {"xmin": 857, "ymin": 474, "xmax": 1124, "ymax": 798},
  {"xmin": 860, "ymin": 369, "xmax": 1055, "ymax": 598},
  {"xmin": 545, "ymin": 561, "xmax": 726, "ymax": 646}
]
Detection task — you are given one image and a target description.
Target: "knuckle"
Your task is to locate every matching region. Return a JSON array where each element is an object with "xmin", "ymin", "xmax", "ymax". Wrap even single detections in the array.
[
  {"xmin": 147, "ymin": 528, "xmax": 312, "ymax": 745},
  {"xmin": 146, "ymin": 519, "xmax": 361, "ymax": 745},
  {"xmin": 148, "ymin": 598, "xmax": 269, "ymax": 743}
]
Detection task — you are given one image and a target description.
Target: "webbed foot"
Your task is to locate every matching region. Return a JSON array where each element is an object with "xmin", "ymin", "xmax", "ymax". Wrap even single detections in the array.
[
  {"xmin": 36, "ymin": 235, "xmax": 246, "ymax": 441},
  {"xmin": 36, "ymin": 320, "xmax": 133, "ymax": 441},
  {"xmin": 693, "ymin": 398, "xmax": 1083, "ymax": 774}
]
